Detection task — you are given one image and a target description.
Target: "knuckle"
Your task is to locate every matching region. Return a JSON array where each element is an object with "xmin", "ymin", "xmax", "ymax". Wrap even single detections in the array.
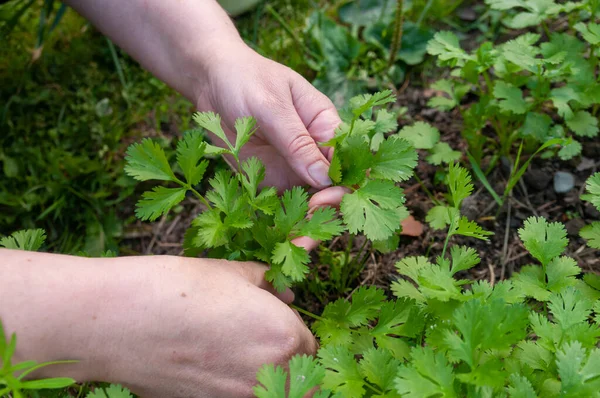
[{"xmin": 287, "ymin": 134, "xmax": 316, "ymax": 157}]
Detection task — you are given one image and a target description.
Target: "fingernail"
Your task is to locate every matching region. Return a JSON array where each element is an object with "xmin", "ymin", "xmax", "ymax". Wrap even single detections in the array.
[{"xmin": 308, "ymin": 161, "xmax": 332, "ymax": 187}]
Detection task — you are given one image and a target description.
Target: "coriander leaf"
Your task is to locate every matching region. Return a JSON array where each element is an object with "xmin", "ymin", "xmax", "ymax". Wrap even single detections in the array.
[
  {"xmin": 340, "ymin": 180, "xmax": 408, "ymax": 241},
  {"xmin": 450, "ymin": 246, "xmax": 480, "ymax": 275},
  {"xmin": 328, "ymin": 152, "xmax": 342, "ymax": 183},
  {"xmin": 581, "ymin": 222, "xmax": 600, "ymax": 249},
  {"xmin": 275, "ymin": 187, "xmax": 309, "ymax": 236},
  {"xmin": 493, "ymin": 81, "xmax": 528, "ymax": 114},
  {"xmin": 575, "ymin": 22, "xmax": 600, "ymax": 45},
  {"xmin": 193, "ymin": 112, "xmax": 232, "ymax": 150},
  {"xmin": 176, "ymin": 132, "xmax": 209, "ymax": 186},
  {"xmin": 297, "ymin": 207, "xmax": 344, "ymax": 241},
  {"xmin": 349, "ymin": 90, "xmax": 395, "ymax": 118},
  {"xmin": 264, "ymin": 263, "xmax": 292, "ymax": 293},
  {"xmin": 452, "ymin": 216, "xmax": 493, "ymax": 241},
  {"xmin": 418, "ymin": 265, "xmax": 463, "ymax": 301},
  {"xmin": 272, "ymin": 240, "xmax": 310, "ymax": 282},
  {"xmin": 125, "ymin": 139, "xmax": 176, "ymax": 182},
  {"xmin": 506, "ymin": 374, "xmax": 537, "ymax": 398},
  {"xmin": 546, "ymin": 256, "xmax": 580, "ymax": 293},
  {"xmin": 548, "ymin": 287, "xmax": 593, "ymax": 331},
  {"xmin": 254, "ymin": 355, "xmax": 326, "ymax": 398},
  {"xmin": 512, "ymin": 265, "xmax": 552, "ymax": 301},
  {"xmin": 359, "ymin": 348, "xmax": 401, "ymax": 392},
  {"xmin": 427, "ymin": 31, "xmax": 472, "ymax": 64},
  {"xmin": 566, "ymin": 110, "xmax": 599, "ymax": 138},
  {"xmin": 192, "ymin": 208, "xmax": 229, "ymax": 248},
  {"xmin": 518, "ymin": 217, "xmax": 568, "ymax": 266},
  {"xmin": 550, "ymin": 86, "xmax": 580, "ymax": 120},
  {"xmin": 556, "ymin": 342, "xmax": 600, "ymax": 396},
  {"xmin": 337, "ymin": 135, "xmax": 373, "ymax": 186},
  {"xmin": 447, "ymin": 162, "xmax": 474, "ymax": 208},
  {"xmin": 0, "ymin": 229, "xmax": 46, "ymax": 251},
  {"xmin": 426, "ymin": 142, "xmax": 462, "ymax": 166},
  {"xmin": 318, "ymin": 345, "xmax": 365, "ymax": 398},
  {"xmin": 371, "ymin": 136, "xmax": 418, "ymax": 182},
  {"xmin": 558, "ymin": 138, "xmax": 582, "ymax": 161},
  {"xmin": 252, "ymin": 187, "xmax": 279, "ymax": 215},
  {"xmin": 426, "ymin": 205, "xmax": 455, "ymax": 230},
  {"xmin": 254, "ymin": 364, "xmax": 286, "ymax": 398},
  {"xmin": 391, "ymin": 279, "xmax": 425, "ymax": 303},
  {"xmin": 521, "ymin": 112, "xmax": 553, "ymax": 141},
  {"xmin": 501, "ymin": 33, "xmax": 541, "ymax": 71},
  {"xmin": 135, "ymin": 186, "xmax": 186, "ymax": 221},
  {"xmin": 584, "ymin": 173, "xmax": 600, "ymax": 211},
  {"xmin": 397, "ymin": 122, "xmax": 440, "ymax": 150},
  {"xmin": 515, "ymin": 341, "xmax": 554, "ymax": 372},
  {"xmin": 395, "ymin": 256, "xmax": 433, "ymax": 282},
  {"xmin": 427, "ymin": 79, "xmax": 464, "ymax": 111},
  {"xmin": 234, "ymin": 116, "xmax": 257, "ymax": 154},
  {"xmin": 240, "ymin": 157, "xmax": 265, "ymax": 197},
  {"xmin": 395, "ymin": 346, "xmax": 457, "ymax": 398},
  {"xmin": 374, "ymin": 109, "xmax": 398, "ymax": 134}
]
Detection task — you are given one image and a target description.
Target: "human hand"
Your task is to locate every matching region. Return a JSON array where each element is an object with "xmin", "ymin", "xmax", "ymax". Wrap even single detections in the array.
[
  {"xmin": 194, "ymin": 43, "xmax": 341, "ymax": 191},
  {"xmin": 4, "ymin": 252, "xmax": 316, "ymax": 398}
]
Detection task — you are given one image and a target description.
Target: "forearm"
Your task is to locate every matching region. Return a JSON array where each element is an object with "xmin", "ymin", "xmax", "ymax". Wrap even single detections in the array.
[
  {"xmin": 63, "ymin": 0, "xmax": 245, "ymax": 102},
  {"xmin": 0, "ymin": 250, "xmax": 134, "ymax": 380}
]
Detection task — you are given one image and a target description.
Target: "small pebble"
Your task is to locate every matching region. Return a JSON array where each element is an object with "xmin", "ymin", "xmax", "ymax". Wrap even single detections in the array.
[{"xmin": 554, "ymin": 171, "xmax": 575, "ymax": 194}]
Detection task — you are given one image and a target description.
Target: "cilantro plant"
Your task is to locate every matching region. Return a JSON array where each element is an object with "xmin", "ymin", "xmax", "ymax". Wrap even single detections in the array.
[
  {"xmin": 256, "ymin": 212, "xmax": 600, "ymax": 397},
  {"xmin": 426, "ymin": 4, "xmax": 599, "ymax": 168},
  {"xmin": 125, "ymin": 113, "xmax": 344, "ymax": 292},
  {"xmin": 581, "ymin": 172, "xmax": 600, "ymax": 250}
]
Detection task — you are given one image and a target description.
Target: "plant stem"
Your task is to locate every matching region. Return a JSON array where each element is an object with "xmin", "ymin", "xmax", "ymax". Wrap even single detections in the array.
[
  {"xmin": 290, "ymin": 304, "xmax": 324, "ymax": 321},
  {"xmin": 388, "ymin": 0, "xmax": 405, "ymax": 69},
  {"xmin": 188, "ymin": 186, "xmax": 212, "ymax": 210},
  {"xmin": 413, "ymin": 174, "xmax": 439, "ymax": 205},
  {"xmin": 416, "ymin": 0, "xmax": 434, "ymax": 27}
]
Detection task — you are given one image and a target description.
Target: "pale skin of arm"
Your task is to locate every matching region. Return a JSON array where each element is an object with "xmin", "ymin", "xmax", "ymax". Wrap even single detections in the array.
[{"xmin": 1, "ymin": 0, "xmax": 345, "ymax": 396}]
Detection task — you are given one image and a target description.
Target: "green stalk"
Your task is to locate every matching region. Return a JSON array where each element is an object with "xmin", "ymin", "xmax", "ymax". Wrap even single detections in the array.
[
  {"xmin": 290, "ymin": 304, "xmax": 324, "ymax": 321},
  {"xmin": 387, "ymin": 0, "xmax": 405, "ymax": 69}
]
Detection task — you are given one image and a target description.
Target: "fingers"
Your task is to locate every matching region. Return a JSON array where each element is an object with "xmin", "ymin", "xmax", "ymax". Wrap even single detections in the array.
[
  {"xmin": 257, "ymin": 73, "xmax": 340, "ymax": 190},
  {"xmin": 292, "ymin": 186, "xmax": 350, "ymax": 252},
  {"xmin": 230, "ymin": 261, "xmax": 295, "ymax": 304}
]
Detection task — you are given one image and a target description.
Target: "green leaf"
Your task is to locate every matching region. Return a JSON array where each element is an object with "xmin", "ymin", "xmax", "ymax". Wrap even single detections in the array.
[
  {"xmin": 584, "ymin": 173, "xmax": 600, "ymax": 211},
  {"xmin": 254, "ymin": 355, "xmax": 325, "ymax": 398},
  {"xmin": 240, "ymin": 157, "xmax": 265, "ymax": 197},
  {"xmin": 125, "ymin": 139, "xmax": 176, "ymax": 182},
  {"xmin": 427, "ymin": 31, "xmax": 472, "ymax": 64},
  {"xmin": 341, "ymin": 180, "xmax": 408, "ymax": 241},
  {"xmin": 297, "ymin": 207, "xmax": 344, "ymax": 241},
  {"xmin": 512, "ymin": 265, "xmax": 552, "ymax": 301},
  {"xmin": 427, "ymin": 142, "xmax": 461, "ymax": 166},
  {"xmin": 506, "ymin": 374, "xmax": 537, "ymax": 398},
  {"xmin": 447, "ymin": 162, "xmax": 474, "ymax": 208},
  {"xmin": 349, "ymin": 90, "xmax": 395, "ymax": 118},
  {"xmin": 518, "ymin": 217, "xmax": 568, "ymax": 266},
  {"xmin": 566, "ymin": 110, "xmax": 599, "ymax": 138},
  {"xmin": 275, "ymin": 187, "xmax": 309, "ymax": 236},
  {"xmin": 548, "ymin": 288, "xmax": 593, "ymax": 332},
  {"xmin": 336, "ymin": 135, "xmax": 373, "ymax": 186},
  {"xmin": 234, "ymin": 116, "xmax": 257, "ymax": 154},
  {"xmin": 546, "ymin": 256, "xmax": 581, "ymax": 293},
  {"xmin": 371, "ymin": 136, "xmax": 417, "ymax": 182},
  {"xmin": 193, "ymin": 111, "xmax": 232, "ymax": 149},
  {"xmin": 359, "ymin": 348, "xmax": 401, "ymax": 392},
  {"xmin": 558, "ymin": 138, "xmax": 582, "ymax": 161},
  {"xmin": 176, "ymin": 131, "xmax": 209, "ymax": 186},
  {"xmin": 556, "ymin": 342, "xmax": 600, "ymax": 396},
  {"xmin": 452, "ymin": 216, "xmax": 493, "ymax": 241},
  {"xmin": 575, "ymin": 22, "xmax": 600, "ymax": 45},
  {"xmin": 426, "ymin": 205, "xmax": 456, "ymax": 230},
  {"xmin": 135, "ymin": 186, "xmax": 187, "ymax": 221},
  {"xmin": 501, "ymin": 33, "xmax": 541, "ymax": 71},
  {"xmin": 395, "ymin": 346, "xmax": 457, "ymax": 398},
  {"xmin": 272, "ymin": 240, "xmax": 310, "ymax": 282},
  {"xmin": 0, "ymin": 229, "xmax": 46, "ymax": 251},
  {"xmin": 318, "ymin": 345, "xmax": 365, "ymax": 397},
  {"xmin": 397, "ymin": 122, "xmax": 440, "ymax": 150},
  {"xmin": 493, "ymin": 81, "xmax": 528, "ymax": 114},
  {"xmin": 192, "ymin": 208, "xmax": 229, "ymax": 248},
  {"xmin": 86, "ymin": 384, "xmax": 133, "ymax": 398},
  {"xmin": 20, "ymin": 377, "xmax": 75, "ymax": 389},
  {"xmin": 521, "ymin": 112, "xmax": 553, "ymax": 141},
  {"xmin": 450, "ymin": 246, "xmax": 480, "ymax": 275},
  {"xmin": 373, "ymin": 109, "xmax": 398, "ymax": 134},
  {"xmin": 581, "ymin": 222, "xmax": 600, "ymax": 249},
  {"xmin": 550, "ymin": 86, "xmax": 579, "ymax": 120}
]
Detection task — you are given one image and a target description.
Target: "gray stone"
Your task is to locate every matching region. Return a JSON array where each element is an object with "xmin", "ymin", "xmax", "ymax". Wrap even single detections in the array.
[{"xmin": 554, "ymin": 171, "xmax": 575, "ymax": 194}]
